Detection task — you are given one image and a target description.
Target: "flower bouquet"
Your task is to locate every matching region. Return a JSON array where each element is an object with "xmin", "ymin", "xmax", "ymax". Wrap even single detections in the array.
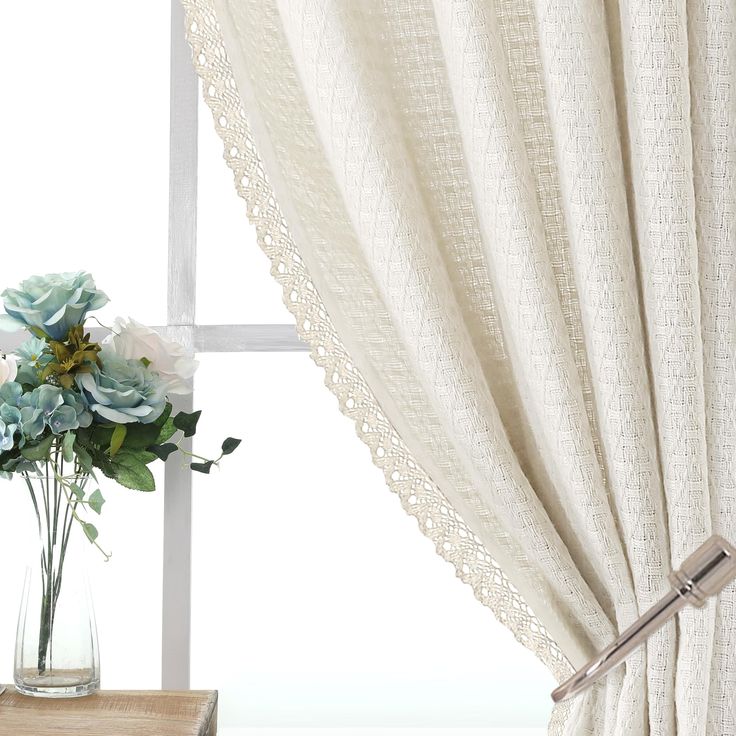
[{"xmin": 0, "ymin": 271, "xmax": 239, "ymax": 697}]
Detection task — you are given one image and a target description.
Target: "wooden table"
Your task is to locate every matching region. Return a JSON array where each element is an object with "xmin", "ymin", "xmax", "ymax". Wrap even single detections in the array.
[{"xmin": 0, "ymin": 686, "xmax": 217, "ymax": 735}]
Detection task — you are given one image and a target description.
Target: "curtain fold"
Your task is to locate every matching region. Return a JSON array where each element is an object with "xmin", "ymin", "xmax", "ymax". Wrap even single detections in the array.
[
  {"xmin": 182, "ymin": 1, "xmax": 736, "ymax": 732},
  {"xmin": 689, "ymin": 5, "xmax": 736, "ymax": 731}
]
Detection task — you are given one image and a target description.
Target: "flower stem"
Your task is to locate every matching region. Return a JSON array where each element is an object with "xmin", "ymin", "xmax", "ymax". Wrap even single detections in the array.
[{"xmin": 23, "ymin": 446, "xmax": 109, "ymax": 675}]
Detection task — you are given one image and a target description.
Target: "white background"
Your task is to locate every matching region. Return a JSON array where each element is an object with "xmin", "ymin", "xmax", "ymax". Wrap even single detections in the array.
[{"xmin": 0, "ymin": 3, "xmax": 556, "ymax": 732}]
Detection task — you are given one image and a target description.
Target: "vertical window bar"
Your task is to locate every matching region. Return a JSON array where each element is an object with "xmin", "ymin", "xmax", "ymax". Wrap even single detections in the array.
[{"xmin": 163, "ymin": 0, "xmax": 198, "ymax": 690}]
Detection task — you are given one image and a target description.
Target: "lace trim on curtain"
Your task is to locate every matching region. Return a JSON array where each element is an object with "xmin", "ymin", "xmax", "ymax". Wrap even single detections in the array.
[{"xmin": 180, "ymin": 1, "xmax": 573, "ymax": 723}]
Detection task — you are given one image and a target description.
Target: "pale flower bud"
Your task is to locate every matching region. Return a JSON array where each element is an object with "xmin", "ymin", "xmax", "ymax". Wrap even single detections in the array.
[{"xmin": 0, "ymin": 354, "xmax": 18, "ymax": 387}]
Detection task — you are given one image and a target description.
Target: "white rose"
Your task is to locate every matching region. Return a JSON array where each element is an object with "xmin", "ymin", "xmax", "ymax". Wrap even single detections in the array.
[
  {"xmin": 0, "ymin": 354, "xmax": 18, "ymax": 386},
  {"xmin": 104, "ymin": 318, "xmax": 198, "ymax": 395}
]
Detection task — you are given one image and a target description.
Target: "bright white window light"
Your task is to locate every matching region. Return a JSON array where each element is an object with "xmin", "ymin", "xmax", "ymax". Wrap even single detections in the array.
[
  {"xmin": 196, "ymin": 95, "xmax": 291, "ymax": 325},
  {"xmin": 191, "ymin": 353, "xmax": 555, "ymax": 730},
  {"xmin": 0, "ymin": 3, "xmax": 169, "ymax": 327}
]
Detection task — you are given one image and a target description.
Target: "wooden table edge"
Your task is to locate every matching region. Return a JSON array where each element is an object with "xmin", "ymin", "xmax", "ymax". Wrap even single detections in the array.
[{"xmin": 0, "ymin": 686, "xmax": 219, "ymax": 736}]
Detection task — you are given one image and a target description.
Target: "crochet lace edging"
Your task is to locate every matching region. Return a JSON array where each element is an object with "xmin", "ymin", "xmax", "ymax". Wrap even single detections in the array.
[{"xmin": 180, "ymin": 1, "xmax": 573, "ymax": 715}]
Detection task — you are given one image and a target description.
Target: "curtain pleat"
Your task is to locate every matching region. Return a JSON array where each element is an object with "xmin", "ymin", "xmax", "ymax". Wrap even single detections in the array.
[
  {"xmin": 534, "ymin": 0, "xmax": 677, "ymax": 730},
  {"xmin": 616, "ymin": 2, "xmax": 715, "ymax": 732},
  {"xmin": 431, "ymin": 0, "xmax": 634, "ymax": 626},
  {"xmin": 185, "ymin": 0, "xmax": 736, "ymax": 731},
  {"xmin": 689, "ymin": 2, "xmax": 736, "ymax": 731}
]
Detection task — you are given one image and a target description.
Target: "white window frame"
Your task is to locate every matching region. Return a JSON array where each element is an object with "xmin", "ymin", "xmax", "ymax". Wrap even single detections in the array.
[{"xmin": 161, "ymin": 0, "xmax": 308, "ymax": 689}]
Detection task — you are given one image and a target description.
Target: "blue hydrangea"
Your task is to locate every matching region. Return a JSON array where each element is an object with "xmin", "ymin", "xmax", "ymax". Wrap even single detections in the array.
[
  {"xmin": 18, "ymin": 384, "xmax": 93, "ymax": 439},
  {"xmin": 76, "ymin": 349, "xmax": 167, "ymax": 424},
  {"xmin": 0, "ymin": 417, "xmax": 17, "ymax": 451},
  {"xmin": 0, "ymin": 271, "xmax": 109, "ymax": 340},
  {"xmin": 0, "ymin": 382, "xmax": 23, "ymax": 450},
  {"xmin": 0, "ymin": 381, "xmax": 23, "ymax": 414}
]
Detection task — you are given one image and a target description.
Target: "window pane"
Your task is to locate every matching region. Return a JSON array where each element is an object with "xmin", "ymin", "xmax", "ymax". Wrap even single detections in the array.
[
  {"xmin": 0, "ymin": 1, "xmax": 169, "ymax": 688},
  {"xmin": 196, "ymin": 97, "xmax": 292, "ymax": 324},
  {"xmin": 0, "ymin": 3, "xmax": 169, "ymax": 326},
  {"xmin": 191, "ymin": 353, "xmax": 555, "ymax": 730}
]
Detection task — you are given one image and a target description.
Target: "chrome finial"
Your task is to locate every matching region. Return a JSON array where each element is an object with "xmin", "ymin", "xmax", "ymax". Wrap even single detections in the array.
[{"xmin": 551, "ymin": 535, "xmax": 736, "ymax": 703}]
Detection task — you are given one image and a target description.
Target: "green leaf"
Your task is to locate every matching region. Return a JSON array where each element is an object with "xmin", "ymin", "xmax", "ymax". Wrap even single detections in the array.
[
  {"xmin": 69, "ymin": 483, "xmax": 85, "ymax": 501},
  {"xmin": 150, "ymin": 401, "xmax": 174, "ymax": 429},
  {"xmin": 110, "ymin": 424, "xmax": 127, "ymax": 457},
  {"xmin": 139, "ymin": 450, "xmax": 158, "ymax": 465},
  {"xmin": 111, "ymin": 464, "xmax": 155, "ymax": 491},
  {"xmin": 76, "ymin": 423, "xmax": 114, "ymax": 451},
  {"xmin": 110, "ymin": 449, "xmax": 156, "ymax": 491},
  {"xmin": 221, "ymin": 437, "xmax": 241, "ymax": 455},
  {"xmin": 115, "ymin": 448, "xmax": 156, "ymax": 464},
  {"xmin": 173, "ymin": 410, "xmax": 201, "ymax": 438},
  {"xmin": 83, "ymin": 522, "xmax": 99, "ymax": 543},
  {"xmin": 150, "ymin": 443, "xmax": 178, "ymax": 461},
  {"xmin": 28, "ymin": 326, "xmax": 50, "ymax": 340},
  {"xmin": 74, "ymin": 426, "xmax": 92, "ymax": 446},
  {"xmin": 91, "ymin": 448, "xmax": 116, "ymax": 479},
  {"xmin": 93, "ymin": 425, "xmax": 115, "ymax": 446},
  {"xmin": 122, "ymin": 422, "xmax": 161, "ymax": 449},
  {"xmin": 20, "ymin": 435, "xmax": 55, "ymax": 462},
  {"xmin": 73, "ymin": 443, "xmax": 93, "ymax": 472},
  {"xmin": 190, "ymin": 460, "xmax": 213, "ymax": 474},
  {"xmin": 88, "ymin": 489, "xmax": 105, "ymax": 515},
  {"xmin": 155, "ymin": 417, "xmax": 177, "ymax": 444},
  {"xmin": 153, "ymin": 403, "xmax": 172, "ymax": 429},
  {"xmin": 117, "ymin": 404, "xmax": 171, "ymax": 450},
  {"xmin": 62, "ymin": 432, "xmax": 76, "ymax": 463}
]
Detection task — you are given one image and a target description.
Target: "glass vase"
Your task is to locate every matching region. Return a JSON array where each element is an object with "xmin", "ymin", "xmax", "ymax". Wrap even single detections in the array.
[{"xmin": 14, "ymin": 471, "xmax": 100, "ymax": 698}]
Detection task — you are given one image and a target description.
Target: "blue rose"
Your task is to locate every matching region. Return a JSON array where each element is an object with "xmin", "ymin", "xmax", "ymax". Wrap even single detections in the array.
[
  {"xmin": 0, "ymin": 271, "xmax": 109, "ymax": 340},
  {"xmin": 18, "ymin": 385, "xmax": 93, "ymax": 439},
  {"xmin": 76, "ymin": 350, "xmax": 167, "ymax": 424}
]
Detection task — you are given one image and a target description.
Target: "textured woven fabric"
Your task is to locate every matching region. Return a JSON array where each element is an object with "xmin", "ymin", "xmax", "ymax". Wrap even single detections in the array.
[{"xmin": 182, "ymin": 0, "xmax": 736, "ymax": 732}]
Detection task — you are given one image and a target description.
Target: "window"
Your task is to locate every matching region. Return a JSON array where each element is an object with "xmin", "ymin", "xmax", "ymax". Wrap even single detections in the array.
[
  {"xmin": 0, "ymin": 3, "xmax": 554, "ymax": 733},
  {"xmin": 0, "ymin": 0, "xmax": 170, "ymax": 690}
]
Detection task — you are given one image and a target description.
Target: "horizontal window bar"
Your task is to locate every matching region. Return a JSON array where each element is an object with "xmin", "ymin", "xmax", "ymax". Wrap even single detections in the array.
[
  {"xmin": 193, "ymin": 324, "xmax": 308, "ymax": 352},
  {"xmin": 1, "ymin": 324, "xmax": 308, "ymax": 353}
]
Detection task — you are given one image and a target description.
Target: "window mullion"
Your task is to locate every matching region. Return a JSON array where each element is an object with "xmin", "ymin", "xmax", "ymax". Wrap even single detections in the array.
[{"xmin": 162, "ymin": 0, "xmax": 198, "ymax": 691}]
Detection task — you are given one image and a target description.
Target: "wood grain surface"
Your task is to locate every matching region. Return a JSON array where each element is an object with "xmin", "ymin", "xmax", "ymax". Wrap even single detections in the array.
[{"xmin": 0, "ymin": 687, "xmax": 217, "ymax": 735}]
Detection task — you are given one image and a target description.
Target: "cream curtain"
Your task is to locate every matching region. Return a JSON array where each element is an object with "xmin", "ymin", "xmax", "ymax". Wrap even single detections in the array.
[{"xmin": 182, "ymin": 0, "xmax": 736, "ymax": 733}]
